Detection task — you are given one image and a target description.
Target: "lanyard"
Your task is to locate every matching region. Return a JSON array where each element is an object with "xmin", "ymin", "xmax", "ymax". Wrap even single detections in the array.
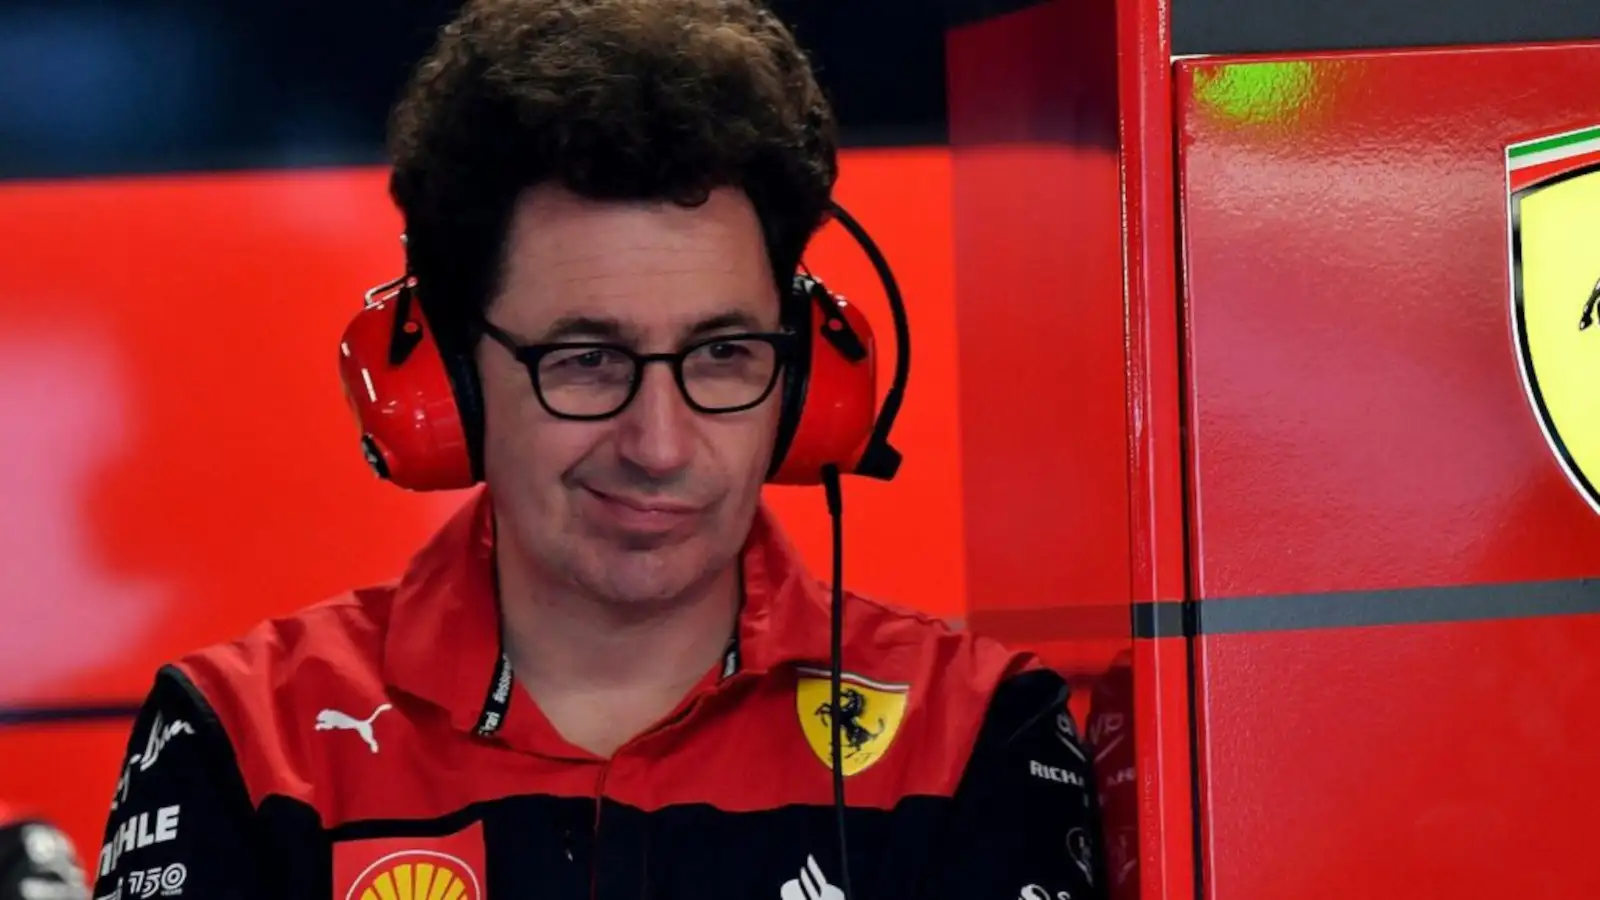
[{"xmin": 474, "ymin": 630, "xmax": 741, "ymax": 737}]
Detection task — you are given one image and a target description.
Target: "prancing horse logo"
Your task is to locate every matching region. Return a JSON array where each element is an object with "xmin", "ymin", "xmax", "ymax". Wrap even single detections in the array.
[
  {"xmin": 1577, "ymin": 277, "xmax": 1600, "ymax": 331},
  {"xmin": 794, "ymin": 668, "xmax": 909, "ymax": 777},
  {"xmin": 814, "ymin": 688, "xmax": 884, "ymax": 754}
]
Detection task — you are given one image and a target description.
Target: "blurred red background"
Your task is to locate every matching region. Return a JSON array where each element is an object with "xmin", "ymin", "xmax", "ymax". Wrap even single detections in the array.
[{"xmin": 0, "ymin": 148, "xmax": 985, "ymax": 859}]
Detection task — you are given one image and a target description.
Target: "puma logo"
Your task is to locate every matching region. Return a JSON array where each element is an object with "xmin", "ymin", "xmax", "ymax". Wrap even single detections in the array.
[{"xmin": 314, "ymin": 703, "xmax": 392, "ymax": 753}]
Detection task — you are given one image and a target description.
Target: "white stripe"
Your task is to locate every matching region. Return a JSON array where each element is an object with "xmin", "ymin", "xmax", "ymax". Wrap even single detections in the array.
[
  {"xmin": 1508, "ymin": 123, "xmax": 1600, "ymax": 154},
  {"xmin": 1508, "ymin": 132, "xmax": 1600, "ymax": 170},
  {"xmin": 794, "ymin": 666, "xmax": 910, "ymax": 692}
]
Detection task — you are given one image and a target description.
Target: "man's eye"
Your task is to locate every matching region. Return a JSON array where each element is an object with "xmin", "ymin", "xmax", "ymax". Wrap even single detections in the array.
[
  {"xmin": 546, "ymin": 347, "xmax": 624, "ymax": 369},
  {"xmin": 706, "ymin": 342, "xmax": 752, "ymax": 361}
]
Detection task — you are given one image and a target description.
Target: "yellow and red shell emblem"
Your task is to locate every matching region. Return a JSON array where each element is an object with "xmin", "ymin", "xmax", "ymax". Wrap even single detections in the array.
[{"xmin": 344, "ymin": 850, "xmax": 482, "ymax": 900}]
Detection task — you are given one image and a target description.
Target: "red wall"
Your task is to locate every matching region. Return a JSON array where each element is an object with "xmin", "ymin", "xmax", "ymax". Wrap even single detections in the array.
[
  {"xmin": 0, "ymin": 148, "xmax": 962, "ymax": 862},
  {"xmin": 946, "ymin": 0, "xmax": 1132, "ymax": 678}
]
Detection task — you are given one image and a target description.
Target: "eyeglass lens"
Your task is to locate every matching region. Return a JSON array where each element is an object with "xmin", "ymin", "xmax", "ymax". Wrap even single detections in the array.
[{"xmin": 536, "ymin": 337, "xmax": 780, "ymax": 417}]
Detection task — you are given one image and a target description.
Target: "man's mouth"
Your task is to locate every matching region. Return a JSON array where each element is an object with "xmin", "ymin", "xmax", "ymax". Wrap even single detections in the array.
[{"xmin": 580, "ymin": 485, "xmax": 704, "ymax": 533}]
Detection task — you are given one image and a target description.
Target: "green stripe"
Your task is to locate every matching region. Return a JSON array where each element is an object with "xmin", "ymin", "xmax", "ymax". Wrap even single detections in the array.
[
  {"xmin": 1510, "ymin": 142, "xmax": 1600, "ymax": 174},
  {"xmin": 1509, "ymin": 125, "xmax": 1600, "ymax": 159}
]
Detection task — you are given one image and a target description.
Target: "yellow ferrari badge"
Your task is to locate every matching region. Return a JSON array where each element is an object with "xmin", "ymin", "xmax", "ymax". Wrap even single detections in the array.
[
  {"xmin": 795, "ymin": 667, "xmax": 909, "ymax": 776},
  {"xmin": 1509, "ymin": 125, "xmax": 1600, "ymax": 512}
]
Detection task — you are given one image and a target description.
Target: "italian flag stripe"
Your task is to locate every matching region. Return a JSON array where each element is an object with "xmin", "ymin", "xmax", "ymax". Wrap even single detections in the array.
[{"xmin": 1508, "ymin": 125, "xmax": 1600, "ymax": 169}]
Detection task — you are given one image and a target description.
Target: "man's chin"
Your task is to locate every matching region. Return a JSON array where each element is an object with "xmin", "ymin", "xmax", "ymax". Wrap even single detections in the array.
[
  {"xmin": 578, "ymin": 553, "xmax": 709, "ymax": 610},
  {"xmin": 609, "ymin": 529, "xmax": 687, "ymax": 553}
]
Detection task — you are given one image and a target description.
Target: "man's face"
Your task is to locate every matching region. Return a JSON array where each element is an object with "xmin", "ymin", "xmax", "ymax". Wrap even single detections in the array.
[{"xmin": 477, "ymin": 184, "xmax": 784, "ymax": 608}]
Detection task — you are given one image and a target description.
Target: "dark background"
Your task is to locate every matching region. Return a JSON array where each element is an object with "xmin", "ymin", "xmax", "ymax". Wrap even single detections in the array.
[
  {"xmin": 0, "ymin": 0, "xmax": 952, "ymax": 181},
  {"xmin": 1172, "ymin": 0, "xmax": 1600, "ymax": 55},
  {"xmin": 1, "ymin": 0, "xmax": 1594, "ymax": 180}
]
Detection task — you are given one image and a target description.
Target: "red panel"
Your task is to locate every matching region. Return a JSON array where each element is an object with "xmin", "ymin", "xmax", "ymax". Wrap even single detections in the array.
[
  {"xmin": 1177, "ymin": 44, "xmax": 1600, "ymax": 599},
  {"xmin": 1114, "ymin": 0, "xmax": 1196, "ymax": 898},
  {"xmin": 1129, "ymin": 640, "xmax": 1194, "ymax": 900},
  {"xmin": 0, "ymin": 721, "xmax": 129, "ymax": 874},
  {"xmin": 946, "ymin": 0, "xmax": 1131, "ymax": 677},
  {"xmin": 1116, "ymin": 0, "xmax": 1187, "ymax": 612},
  {"xmin": 948, "ymin": 5, "xmax": 1192, "ymax": 900},
  {"xmin": 0, "ymin": 168, "xmax": 466, "ymax": 708},
  {"xmin": 1197, "ymin": 615, "xmax": 1600, "ymax": 898},
  {"xmin": 1178, "ymin": 42, "xmax": 1600, "ymax": 900}
]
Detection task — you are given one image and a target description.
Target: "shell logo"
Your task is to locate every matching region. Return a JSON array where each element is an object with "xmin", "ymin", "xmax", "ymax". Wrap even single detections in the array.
[{"xmin": 344, "ymin": 850, "xmax": 483, "ymax": 900}]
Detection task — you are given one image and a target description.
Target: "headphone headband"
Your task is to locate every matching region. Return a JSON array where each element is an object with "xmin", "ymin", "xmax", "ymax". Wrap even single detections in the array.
[{"xmin": 823, "ymin": 201, "xmax": 907, "ymax": 481}]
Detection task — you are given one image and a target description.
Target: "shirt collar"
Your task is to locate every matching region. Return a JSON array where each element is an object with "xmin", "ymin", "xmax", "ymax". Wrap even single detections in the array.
[{"xmin": 383, "ymin": 488, "xmax": 834, "ymax": 733}]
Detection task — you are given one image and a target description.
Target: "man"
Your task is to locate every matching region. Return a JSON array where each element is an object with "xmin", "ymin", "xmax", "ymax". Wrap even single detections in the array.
[
  {"xmin": 92, "ymin": 1, "xmax": 1105, "ymax": 898},
  {"xmin": 0, "ymin": 804, "xmax": 88, "ymax": 900}
]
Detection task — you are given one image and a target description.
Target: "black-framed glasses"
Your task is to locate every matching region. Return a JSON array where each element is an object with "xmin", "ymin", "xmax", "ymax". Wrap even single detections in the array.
[{"xmin": 478, "ymin": 319, "xmax": 795, "ymax": 421}]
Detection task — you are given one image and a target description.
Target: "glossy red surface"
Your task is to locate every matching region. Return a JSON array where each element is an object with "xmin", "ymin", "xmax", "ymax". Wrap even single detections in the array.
[
  {"xmin": 769, "ymin": 287, "xmax": 880, "ymax": 486},
  {"xmin": 1178, "ymin": 42, "xmax": 1600, "ymax": 900},
  {"xmin": 1115, "ymin": 1, "xmax": 1196, "ymax": 894},
  {"xmin": 1198, "ymin": 615, "xmax": 1600, "ymax": 898},
  {"xmin": 336, "ymin": 281, "xmax": 476, "ymax": 492},
  {"xmin": 1117, "ymin": 0, "xmax": 1187, "ymax": 612},
  {"xmin": 1131, "ymin": 638, "xmax": 1195, "ymax": 900},
  {"xmin": 1178, "ymin": 44, "xmax": 1600, "ymax": 599}
]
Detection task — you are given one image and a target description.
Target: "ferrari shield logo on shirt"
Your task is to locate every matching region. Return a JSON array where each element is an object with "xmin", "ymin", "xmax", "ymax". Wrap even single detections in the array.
[
  {"xmin": 1508, "ymin": 125, "xmax": 1600, "ymax": 513},
  {"xmin": 795, "ymin": 667, "xmax": 909, "ymax": 776},
  {"xmin": 333, "ymin": 822, "xmax": 486, "ymax": 900}
]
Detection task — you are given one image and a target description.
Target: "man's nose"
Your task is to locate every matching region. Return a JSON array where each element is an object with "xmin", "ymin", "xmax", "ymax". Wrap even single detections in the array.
[{"xmin": 614, "ymin": 363, "xmax": 696, "ymax": 477}]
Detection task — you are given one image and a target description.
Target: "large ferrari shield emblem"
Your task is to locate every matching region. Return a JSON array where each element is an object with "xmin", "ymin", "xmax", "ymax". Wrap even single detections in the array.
[{"xmin": 1508, "ymin": 125, "xmax": 1600, "ymax": 513}]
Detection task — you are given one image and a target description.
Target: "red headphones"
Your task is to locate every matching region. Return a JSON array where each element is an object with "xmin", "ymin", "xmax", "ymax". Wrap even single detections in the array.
[{"xmin": 337, "ymin": 202, "xmax": 908, "ymax": 492}]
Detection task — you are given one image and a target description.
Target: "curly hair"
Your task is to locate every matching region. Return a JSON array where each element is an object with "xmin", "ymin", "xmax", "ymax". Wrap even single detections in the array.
[{"xmin": 387, "ymin": 0, "xmax": 840, "ymax": 350}]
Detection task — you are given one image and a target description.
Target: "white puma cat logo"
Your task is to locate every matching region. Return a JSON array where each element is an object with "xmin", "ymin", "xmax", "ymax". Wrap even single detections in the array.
[{"xmin": 314, "ymin": 703, "xmax": 393, "ymax": 753}]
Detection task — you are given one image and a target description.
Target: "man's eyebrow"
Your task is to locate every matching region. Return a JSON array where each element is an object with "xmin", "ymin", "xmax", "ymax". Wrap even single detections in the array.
[
  {"xmin": 685, "ymin": 310, "xmax": 768, "ymax": 337},
  {"xmin": 539, "ymin": 315, "xmax": 627, "ymax": 342},
  {"xmin": 532, "ymin": 310, "xmax": 768, "ymax": 344}
]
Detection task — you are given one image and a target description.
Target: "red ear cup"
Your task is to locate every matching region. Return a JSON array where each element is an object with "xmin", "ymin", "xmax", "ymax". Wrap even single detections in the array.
[
  {"xmin": 767, "ymin": 285, "xmax": 879, "ymax": 486},
  {"xmin": 337, "ymin": 280, "xmax": 477, "ymax": 492}
]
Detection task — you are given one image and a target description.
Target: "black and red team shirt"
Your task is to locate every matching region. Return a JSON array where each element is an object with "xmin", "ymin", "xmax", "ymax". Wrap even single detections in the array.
[{"xmin": 92, "ymin": 491, "xmax": 1105, "ymax": 900}]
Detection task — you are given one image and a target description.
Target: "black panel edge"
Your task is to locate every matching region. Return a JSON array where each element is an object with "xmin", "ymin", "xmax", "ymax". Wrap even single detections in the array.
[
  {"xmin": 1173, "ymin": 0, "xmax": 1600, "ymax": 57},
  {"xmin": 966, "ymin": 575, "xmax": 1600, "ymax": 643},
  {"xmin": 1196, "ymin": 577, "xmax": 1600, "ymax": 635},
  {"xmin": 11, "ymin": 578, "xmax": 1600, "ymax": 727},
  {"xmin": 1131, "ymin": 602, "xmax": 1187, "ymax": 639},
  {"xmin": 0, "ymin": 702, "xmax": 143, "ymax": 727}
]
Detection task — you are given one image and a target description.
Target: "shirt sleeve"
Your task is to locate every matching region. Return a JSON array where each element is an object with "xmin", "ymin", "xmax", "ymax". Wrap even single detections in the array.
[
  {"xmin": 0, "ymin": 816, "xmax": 90, "ymax": 900},
  {"xmin": 92, "ymin": 666, "xmax": 268, "ymax": 900},
  {"xmin": 915, "ymin": 668, "xmax": 1108, "ymax": 900}
]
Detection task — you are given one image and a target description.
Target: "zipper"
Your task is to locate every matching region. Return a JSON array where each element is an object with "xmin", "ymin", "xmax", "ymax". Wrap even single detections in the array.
[
  {"xmin": 588, "ymin": 759, "xmax": 611, "ymax": 900},
  {"xmin": 584, "ymin": 648, "xmax": 745, "ymax": 900}
]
